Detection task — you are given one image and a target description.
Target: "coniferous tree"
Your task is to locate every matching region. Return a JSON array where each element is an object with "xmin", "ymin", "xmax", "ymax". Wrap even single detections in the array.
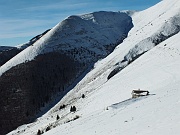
[
  {"xmin": 72, "ymin": 106, "xmax": 76, "ymax": 112},
  {"xmin": 82, "ymin": 94, "xmax": 85, "ymax": 98},
  {"xmin": 46, "ymin": 126, "xmax": 51, "ymax": 132},
  {"xmin": 37, "ymin": 129, "xmax": 41, "ymax": 135},
  {"xmin": 56, "ymin": 115, "xmax": 60, "ymax": 120},
  {"xmin": 70, "ymin": 106, "xmax": 73, "ymax": 112},
  {"xmin": 70, "ymin": 106, "xmax": 76, "ymax": 112}
]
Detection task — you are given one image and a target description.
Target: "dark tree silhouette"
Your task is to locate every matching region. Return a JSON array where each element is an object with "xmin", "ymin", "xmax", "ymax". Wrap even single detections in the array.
[
  {"xmin": 70, "ymin": 106, "xmax": 76, "ymax": 112},
  {"xmin": 56, "ymin": 115, "xmax": 60, "ymax": 120},
  {"xmin": 82, "ymin": 94, "xmax": 85, "ymax": 98},
  {"xmin": 37, "ymin": 129, "xmax": 41, "ymax": 135}
]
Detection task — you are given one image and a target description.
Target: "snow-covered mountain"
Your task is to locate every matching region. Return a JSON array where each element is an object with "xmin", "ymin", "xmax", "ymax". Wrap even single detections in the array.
[
  {"xmin": 3, "ymin": 0, "xmax": 180, "ymax": 134},
  {"xmin": 0, "ymin": 11, "xmax": 132, "ymax": 77},
  {"xmin": 0, "ymin": 29, "xmax": 51, "ymax": 67},
  {"xmin": 0, "ymin": 11, "xmax": 133, "ymax": 135},
  {"xmin": 16, "ymin": 29, "xmax": 51, "ymax": 50}
]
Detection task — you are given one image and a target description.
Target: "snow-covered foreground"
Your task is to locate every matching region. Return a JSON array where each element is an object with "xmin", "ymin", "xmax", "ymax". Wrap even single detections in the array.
[
  {"xmin": 41, "ymin": 31, "xmax": 180, "ymax": 135},
  {"xmin": 12, "ymin": 29, "xmax": 180, "ymax": 135},
  {"xmin": 7, "ymin": 0, "xmax": 180, "ymax": 134}
]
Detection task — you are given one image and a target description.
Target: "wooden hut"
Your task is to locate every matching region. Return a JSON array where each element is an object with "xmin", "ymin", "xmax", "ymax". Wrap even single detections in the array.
[{"xmin": 132, "ymin": 89, "xmax": 149, "ymax": 98}]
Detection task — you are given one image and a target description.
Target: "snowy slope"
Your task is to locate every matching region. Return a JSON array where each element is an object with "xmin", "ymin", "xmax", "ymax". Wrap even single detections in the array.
[
  {"xmin": 0, "ymin": 29, "xmax": 51, "ymax": 68},
  {"xmin": 0, "ymin": 11, "xmax": 132, "ymax": 77},
  {"xmin": 7, "ymin": 0, "xmax": 180, "ymax": 135},
  {"xmin": 1, "ymin": 11, "xmax": 133, "ymax": 135},
  {"xmin": 43, "ymin": 31, "xmax": 180, "ymax": 135},
  {"xmin": 9, "ymin": 28, "xmax": 180, "ymax": 135},
  {"xmin": 16, "ymin": 29, "xmax": 51, "ymax": 50}
]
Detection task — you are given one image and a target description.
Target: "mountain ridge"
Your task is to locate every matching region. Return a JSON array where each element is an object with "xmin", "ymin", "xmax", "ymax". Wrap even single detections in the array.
[
  {"xmin": 1, "ymin": 0, "xmax": 180, "ymax": 134},
  {"xmin": 6, "ymin": 0, "xmax": 180, "ymax": 134},
  {"xmin": 0, "ymin": 11, "xmax": 133, "ymax": 135}
]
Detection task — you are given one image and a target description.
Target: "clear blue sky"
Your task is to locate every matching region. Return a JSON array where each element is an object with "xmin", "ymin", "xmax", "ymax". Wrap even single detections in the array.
[{"xmin": 0, "ymin": 0, "xmax": 160, "ymax": 46}]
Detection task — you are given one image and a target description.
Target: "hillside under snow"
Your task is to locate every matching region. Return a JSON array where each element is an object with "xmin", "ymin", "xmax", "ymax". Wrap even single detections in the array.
[
  {"xmin": 0, "ymin": 11, "xmax": 134, "ymax": 135},
  {"xmin": 45, "ymin": 29, "xmax": 180, "ymax": 135},
  {"xmin": 0, "ymin": 11, "xmax": 132, "ymax": 76},
  {"xmin": 6, "ymin": 0, "xmax": 180, "ymax": 135}
]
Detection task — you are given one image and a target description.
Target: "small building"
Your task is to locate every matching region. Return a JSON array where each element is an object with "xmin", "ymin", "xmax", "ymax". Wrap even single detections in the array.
[{"xmin": 132, "ymin": 89, "xmax": 149, "ymax": 98}]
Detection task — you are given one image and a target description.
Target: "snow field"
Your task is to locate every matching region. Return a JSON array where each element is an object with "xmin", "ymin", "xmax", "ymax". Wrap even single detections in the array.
[{"xmin": 7, "ymin": 0, "xmax": 180, "ymax": 134}]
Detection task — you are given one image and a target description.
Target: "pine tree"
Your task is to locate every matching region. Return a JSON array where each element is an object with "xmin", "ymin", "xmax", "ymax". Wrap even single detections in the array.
[
  {"xmin": 70, "ymin": 106, "xmax": 76, "ymax": 112},
  {"xmin": 72, "ymin": 106, "xmax": 76, "ymax": 112},
  {"xmin": 70, "ymin": 106, "xmax": 73, "ymax": 112},
  {"xmin": 46, "ymin": 126, "xmax": 50, "ymax": 132},
  {"xmin": 37, "ymin": 129, "xmax": 41, "ymax": 135},
  {"xmin": 56, "ymin": 115, "xmax": 60, "ymax": 120},
  {"xmin": 82, "ymin": 94, "xmax": 85, "ymax": 98}
]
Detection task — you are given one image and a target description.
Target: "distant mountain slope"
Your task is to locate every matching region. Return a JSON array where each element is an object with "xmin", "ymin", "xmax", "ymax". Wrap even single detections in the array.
[
  {"xmin": 0, "ymin": 11, "xmax": 133, "ymax": 76},
  {"xmin": 0, "ymin": 29, "xmax": 51, "ymax": 67},
  {"xmin": 16, "ymin": 29, "xmax": 51, "ymax": 50},
  {"xmin": 6, "ymin": 0, "xmax": 180, "ymax": 135},
  {"xmin": 0, "ymin": 11, "xmax": 133, "ymax": 135},
  {"xmin": 0, "ymin": 46, "xmax": 20, "ymax": 66}
]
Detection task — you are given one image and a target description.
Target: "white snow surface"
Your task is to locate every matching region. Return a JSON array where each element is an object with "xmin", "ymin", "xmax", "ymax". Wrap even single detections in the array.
[
  {"xmin": 16, "ymin": 42, "xmax": 31, "ymax": 50},
  {"xmin": 8, "ymin": 0, "xmax": 180, "ymax": 135},
  {"xmin": 0, "ymin": 11, "xmax": 132, "ymax": 76}
]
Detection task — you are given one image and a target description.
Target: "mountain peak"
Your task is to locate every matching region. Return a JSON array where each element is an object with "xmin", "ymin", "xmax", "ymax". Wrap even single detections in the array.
[{"xmin": 2, "ymin": 0, "xmax": 180, "ymax": 134}]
